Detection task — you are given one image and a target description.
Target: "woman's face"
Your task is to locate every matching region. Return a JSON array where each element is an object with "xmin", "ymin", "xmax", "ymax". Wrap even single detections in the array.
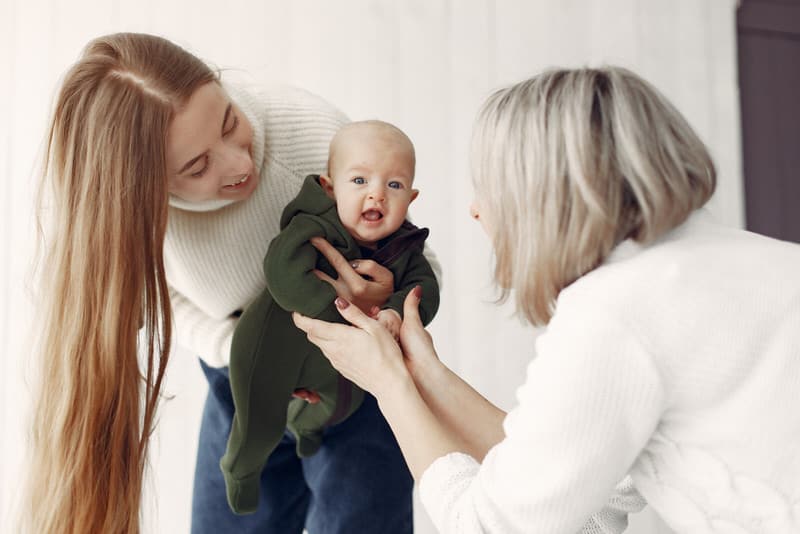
[{"xmin": 166, "ymin": 82, "xmax": 260, "ymax": 203}]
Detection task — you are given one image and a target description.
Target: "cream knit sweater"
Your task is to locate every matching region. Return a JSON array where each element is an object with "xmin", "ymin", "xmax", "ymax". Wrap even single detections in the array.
[
  {"xmin": 165, "ymin": 83, "xmax": 440, "ymax": 367},
  {"xmin": 419, "ymin": 210, "xmax": 800, "ymax": 533},
  {"xmin": 164, "ymin": 83, "xmax": 349, "ymax": 367}
]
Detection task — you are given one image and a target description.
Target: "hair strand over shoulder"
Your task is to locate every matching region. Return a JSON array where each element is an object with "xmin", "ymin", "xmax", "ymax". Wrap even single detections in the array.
[{"xmin": 24, "ymin": 33, "xmax": 217, "ymax": 534}]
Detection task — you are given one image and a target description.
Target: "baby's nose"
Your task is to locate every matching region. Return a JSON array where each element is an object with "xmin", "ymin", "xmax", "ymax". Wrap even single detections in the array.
[{"xmin": 368, "ymin": 189, "xmax": 385, "ymax": 202}]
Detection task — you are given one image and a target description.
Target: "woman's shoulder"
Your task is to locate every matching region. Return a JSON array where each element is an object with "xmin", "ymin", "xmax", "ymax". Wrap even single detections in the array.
[
  {"xmin": 225, "ymin": 80, "xmax": 348, "ymax": 178},
  {"xmin": 557, "ymin": 209, "xmax": 800, "ymax": 352},
  {"xmin": 224, "ymin": 80, "xmax": 348, "ymax": 124}
]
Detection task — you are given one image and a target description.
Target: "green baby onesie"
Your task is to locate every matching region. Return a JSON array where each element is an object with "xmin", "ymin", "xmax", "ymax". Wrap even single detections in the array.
[{"xmin": 221, "ymin": 175, "xmax": 440, "ymax": 514}]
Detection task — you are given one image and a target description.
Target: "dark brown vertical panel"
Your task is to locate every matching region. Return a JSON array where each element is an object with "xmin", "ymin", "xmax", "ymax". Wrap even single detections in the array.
[{"xmin": 737, "ymin": 0, "xmax": 800, "ymax": 242}]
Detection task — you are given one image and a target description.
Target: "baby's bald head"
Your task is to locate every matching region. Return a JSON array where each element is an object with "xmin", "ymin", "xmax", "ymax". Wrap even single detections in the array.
[{"xmin": 327, "ymin": 120, "xmax": 416, "ymax": 180}]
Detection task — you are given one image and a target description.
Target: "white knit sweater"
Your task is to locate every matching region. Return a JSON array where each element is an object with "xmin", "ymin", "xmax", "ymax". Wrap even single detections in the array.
[
  {"xmin": 164, "ymin": 83, "xmax": 349, "ymax": 367},
  {"xmin": 419, "ymin": 210, "xmax": 800, "ymax": 533}
]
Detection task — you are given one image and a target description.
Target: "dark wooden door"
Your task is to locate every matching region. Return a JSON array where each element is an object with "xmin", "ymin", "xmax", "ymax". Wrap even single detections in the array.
[{"xmin": 737, "ymin": 0, "xmax": 800, "ymax": 243}]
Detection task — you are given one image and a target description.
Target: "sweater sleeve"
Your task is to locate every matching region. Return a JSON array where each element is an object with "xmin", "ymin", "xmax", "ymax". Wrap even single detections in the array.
[
  {"xmin": 418, "ymin": 295, "xmax": 664, "ymax": 533},
  {"xmin": 169, "ymin": 285, "xmax": 237, "ymax": 368}
]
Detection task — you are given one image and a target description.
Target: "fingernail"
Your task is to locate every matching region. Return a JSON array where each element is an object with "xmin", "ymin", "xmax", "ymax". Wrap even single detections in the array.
[
  {"xmin": 413, "ymin": 285, "xmax": 422, "ymax": 298},
  {"xmin": 350, "ymin": 261, "xmax": 359, "ymax": 269},
  {"xmin": 335, "ymin": 297, "xmax": 350, "ymax": 309}
]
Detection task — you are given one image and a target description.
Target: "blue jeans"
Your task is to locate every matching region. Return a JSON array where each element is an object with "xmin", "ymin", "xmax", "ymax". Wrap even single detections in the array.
[{"xmin": 191, "ymin": 359, "xmax": 413, "ymax": 534}]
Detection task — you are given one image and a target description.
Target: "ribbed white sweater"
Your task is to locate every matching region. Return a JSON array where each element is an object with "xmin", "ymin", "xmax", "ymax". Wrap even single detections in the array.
[
  {"xmin": 164, "ymin": 83, "xmax": 348, "ymax": 367},
  {"xmin": 419, "ymin": 210, "xmax": 800, "ymax": 533}
]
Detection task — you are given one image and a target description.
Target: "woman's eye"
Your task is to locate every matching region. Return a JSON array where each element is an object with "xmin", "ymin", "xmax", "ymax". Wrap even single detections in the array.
[
  {"xmin": 191, "ymin": 166, "xmax": 208, "ymax": 178},
  {"xmin": 353, "ymin": 177, "xmax": 366, "ymax": 185},
  {"xmin": 191, "ymin": 157, "xmax": 210, "ymax": 178},
  {"xmin": 388, "ymin": 181, "xmax": 403, "ymax": 189},
  {"xmin": 223, "ymin": 114, "xmax": 239, "ymax": 136}
]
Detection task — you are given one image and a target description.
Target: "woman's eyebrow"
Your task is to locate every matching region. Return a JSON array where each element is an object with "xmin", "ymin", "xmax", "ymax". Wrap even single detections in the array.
[{"xmin": 178, "ymin": 103, "xmax": 233, "ymax": 174}]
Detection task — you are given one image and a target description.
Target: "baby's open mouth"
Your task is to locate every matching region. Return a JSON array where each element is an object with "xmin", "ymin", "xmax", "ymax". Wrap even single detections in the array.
[{"xmin": 362, "ymin": 209, "xmax": 383, "ymax": 221}]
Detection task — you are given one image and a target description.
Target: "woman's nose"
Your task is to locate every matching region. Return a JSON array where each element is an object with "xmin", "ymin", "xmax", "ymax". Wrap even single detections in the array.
[{"xmin": 220, "ymin": 145, "xmax": 251, "ymax": 177}]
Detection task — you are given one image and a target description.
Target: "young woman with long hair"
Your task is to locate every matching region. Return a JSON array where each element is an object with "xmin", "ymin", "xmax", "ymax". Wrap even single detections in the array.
[
  {"xmin": 27, "ymin": 32, "xmax": 428, "ymax": 534},
  {"xmin": 294, "ymin": 67, "xmax": 800, "ymax": 532}
]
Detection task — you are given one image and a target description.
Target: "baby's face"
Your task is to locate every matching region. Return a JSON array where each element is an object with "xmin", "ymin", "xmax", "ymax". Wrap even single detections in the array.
[{"xmin": 322, "ymin": 130, "xmax": 418, "ymax": 247}]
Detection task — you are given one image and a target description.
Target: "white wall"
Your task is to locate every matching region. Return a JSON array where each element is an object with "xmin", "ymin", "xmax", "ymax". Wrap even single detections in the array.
[{"xmin": 1, "ymin": 1, "xmax": 742, "ymax": 533}]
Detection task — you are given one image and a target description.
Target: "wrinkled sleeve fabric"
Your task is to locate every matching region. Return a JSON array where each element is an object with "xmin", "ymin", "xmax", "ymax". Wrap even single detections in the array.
[
  {"xmin": 421, "ymin": 241, "xmax": 443, "ymax": 290},
  {"xmin": 383, "ymin": 252, "xmax": 440, "ymax": 326},
  {"xmin": 418, "ymin": 293, "xmax": 663, "ymax": 533},
  {"xmin": 263, "ymin": 214, "xmax": 341, "ymax": 322}
]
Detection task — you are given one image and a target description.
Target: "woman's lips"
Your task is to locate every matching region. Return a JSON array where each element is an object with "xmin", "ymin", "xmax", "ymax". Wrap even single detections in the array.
[{"xmin": 223, "ymin": 173, "xmax": 251, "ymax": 190}]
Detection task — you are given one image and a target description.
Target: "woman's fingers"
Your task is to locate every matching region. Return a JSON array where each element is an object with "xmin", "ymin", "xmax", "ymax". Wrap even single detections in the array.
[
  {"xmin": 333, "ymin": 297, "xmax": 378, "ymax": 332},
  {"xmin": 353, "ymin": 259, "xmax": 394, "ymax": 285},
  {"xmin": 311, "ymin": 268, "xmax": 338, "ymax": 286},
  {"xmin": 310, "ymin": 237, "xmax": 363, "ymax": 287},
  {"xmin": 292, "ymin": 299, "xmax": 376, "ymax": 340},
  {"xmin": 309, "ymin": 237, "xmax": 394, "ymax": 313},
  {"xmin": 292, "ymin": 312, "xmax": 342, "ymax": 342},
  {"xmin": 399, "ymin": 286, "xmax": 438, "ymax": 371},
  {"xmin": 402, "ymin": 285, "xmax": 424, "ymax": 328}
]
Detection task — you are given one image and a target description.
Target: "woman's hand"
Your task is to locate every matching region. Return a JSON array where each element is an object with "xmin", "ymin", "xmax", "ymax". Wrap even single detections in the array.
[
  {"xmin": 375, "ymin": 308, "xmax": 402, "ymax": 340},
  {"xmin": 399, "ymin": 286, "xmax": 441, "ymax": 381},
  {"xmin": 310, "ymin": 237, "xmax": 394, "ymax": 313},
  {"xmin": 292, "ymin": 297, "xmax": 411, "ymax": 399}
]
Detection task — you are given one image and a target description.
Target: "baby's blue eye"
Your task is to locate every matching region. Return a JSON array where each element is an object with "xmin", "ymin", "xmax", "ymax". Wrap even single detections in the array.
[
  {"xmin": 353, "ymin": 177, "xmax": 366, "ymax": 185},
  {"xmin": 388, "ymin": 181, "xmax": 403, "ymax": 189}
]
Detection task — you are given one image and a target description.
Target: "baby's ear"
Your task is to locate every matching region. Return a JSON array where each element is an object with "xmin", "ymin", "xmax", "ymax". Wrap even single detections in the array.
[
  {"xmin": 409, "ymin": 189, "xmax": 419, "ymax": 203},
  {"xmin": 319, "ymin": 175, "xmax": 335, "ymax": 199}
]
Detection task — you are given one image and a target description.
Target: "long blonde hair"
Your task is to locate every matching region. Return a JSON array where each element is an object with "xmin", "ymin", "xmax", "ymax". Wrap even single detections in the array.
[
  {"xmin": 471, "ymin": 67, "xmax": 716, "ymax": 326},
  {"xmin": 25, "ymin": 33, "xmax": 216, "ymax": 533}
]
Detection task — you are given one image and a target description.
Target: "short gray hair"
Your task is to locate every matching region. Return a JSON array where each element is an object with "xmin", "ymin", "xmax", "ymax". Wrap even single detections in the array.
[{"xmin": 471, "ymin": 66, "xmax": 716, "ymax": 326}]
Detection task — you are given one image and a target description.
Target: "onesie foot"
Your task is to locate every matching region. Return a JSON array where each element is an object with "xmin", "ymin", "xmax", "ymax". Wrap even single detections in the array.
[
  {"xmin": 221, "ymin": 467, "xmax": 261, "ymax": 515},
  {"xmin": 295, "ymin": 431, "xmax": 322, "ymax": 458}
]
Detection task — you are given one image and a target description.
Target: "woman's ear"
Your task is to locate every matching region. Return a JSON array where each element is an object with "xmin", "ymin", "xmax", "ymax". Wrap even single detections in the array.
[{"xmin": 319, "ymin": 175, "xmax": 336, "ymax": 199}]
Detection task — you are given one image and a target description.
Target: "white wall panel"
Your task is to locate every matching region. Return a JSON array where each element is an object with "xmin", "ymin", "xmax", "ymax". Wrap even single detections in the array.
[{"xmin": 0, "ymin": 0, "xmax": 13, "ymax": 526}]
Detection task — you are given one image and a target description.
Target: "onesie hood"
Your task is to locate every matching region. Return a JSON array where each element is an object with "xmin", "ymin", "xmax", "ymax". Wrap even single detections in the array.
[{"xmin": 279, "ymin": 175, "xmax": 337, "ymax": 229}]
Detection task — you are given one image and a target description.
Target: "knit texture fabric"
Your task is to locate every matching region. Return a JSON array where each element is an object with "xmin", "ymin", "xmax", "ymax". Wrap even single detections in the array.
[
  {"xmin": 164, "ymin": 82, "xmax": 443, "ymax": 366},
  {"xmin": 419, "ymin": 210, "xmax": 800, "ymax": 533},
  {"xmin": 164, "ymin": 82, "xmax": 348, "ymax": 367}
]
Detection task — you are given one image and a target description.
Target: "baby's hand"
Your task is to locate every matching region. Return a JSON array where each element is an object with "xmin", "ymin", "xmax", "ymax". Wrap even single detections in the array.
[{"xmin": 375, "ymin": 308, "xmax": 402, "ymax": 340}]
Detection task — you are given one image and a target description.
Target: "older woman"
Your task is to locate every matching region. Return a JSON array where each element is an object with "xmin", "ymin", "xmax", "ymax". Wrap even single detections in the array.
[{"xmin": 295, "ymin": 66, "xmax": 800, "ymax": 533}]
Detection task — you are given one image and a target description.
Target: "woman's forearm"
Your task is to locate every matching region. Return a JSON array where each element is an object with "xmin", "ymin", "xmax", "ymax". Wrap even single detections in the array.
[
  {"xmin": 410, "ymin": 358, "xmax": 506, "ymax": 461},
  {"xmin": 376, "ymin": 377, "xmax": 463, "ymax": 480}
]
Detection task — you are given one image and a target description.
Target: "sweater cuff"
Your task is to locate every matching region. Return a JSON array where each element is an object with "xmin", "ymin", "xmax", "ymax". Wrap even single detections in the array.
[
  {"xmin": 419, "ymin": 452, "xmax": 480, "ymax": 531},
  {"xmin": 203, "ymin": 329, "xmax": 234, "ymax": 368}
]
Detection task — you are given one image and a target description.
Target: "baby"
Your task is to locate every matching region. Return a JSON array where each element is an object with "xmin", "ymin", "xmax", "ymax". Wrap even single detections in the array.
[
  {"xmin": 221, "ymin": 120, "xmax": 439, "ymax": 514},
  {"xmin": 319, "ymin": 120, "xmax": 420, "ymax": 336}
]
